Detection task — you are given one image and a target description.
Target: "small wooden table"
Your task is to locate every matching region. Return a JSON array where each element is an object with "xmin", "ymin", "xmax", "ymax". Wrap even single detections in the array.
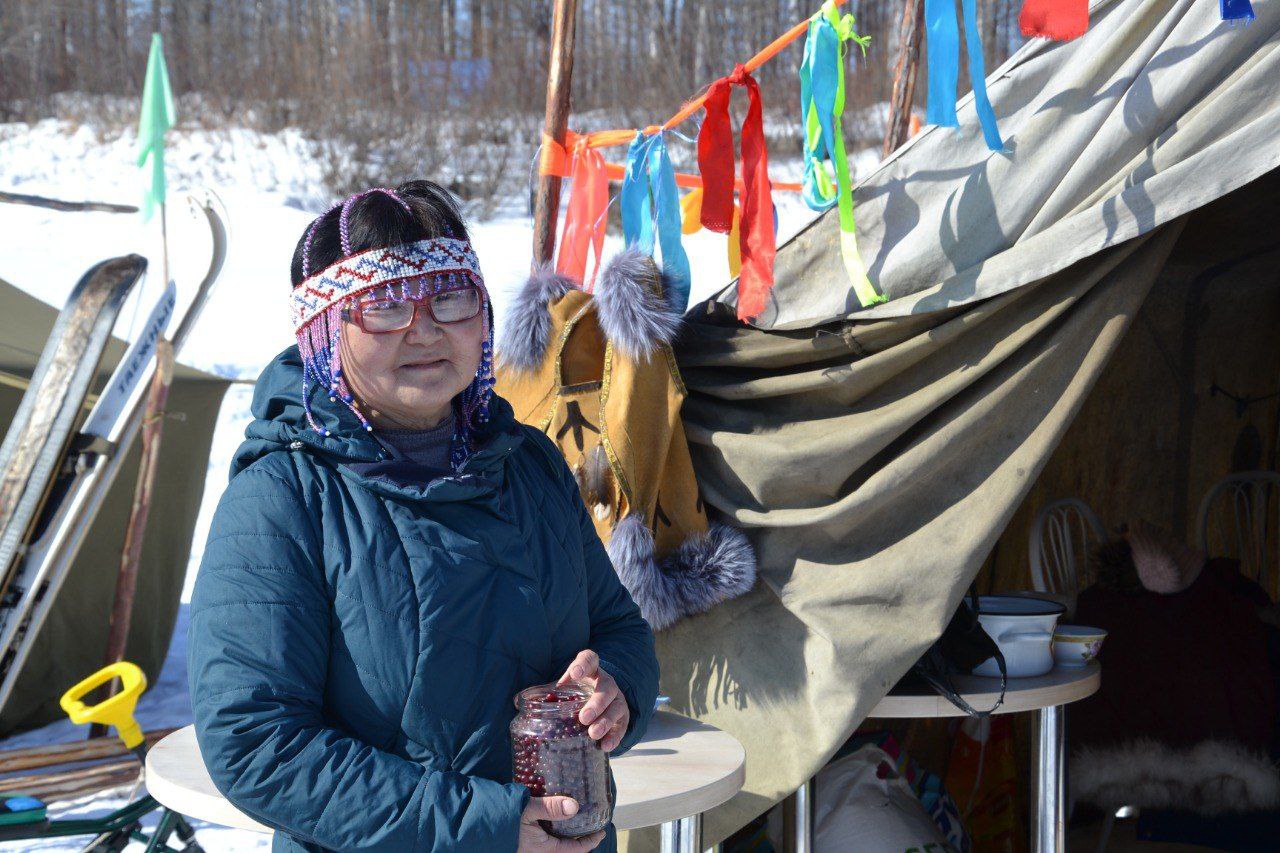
[
  {"xmin": 146, "ymin": 711, "xmax": 744, "ymax": 852},
  {"xmin": 781, "ymin": 664, "xmax": 1099, "ymax": 853},
  {"xmin": 872, "ymin": 663, "xmax": 1100, "ymax": 853}
]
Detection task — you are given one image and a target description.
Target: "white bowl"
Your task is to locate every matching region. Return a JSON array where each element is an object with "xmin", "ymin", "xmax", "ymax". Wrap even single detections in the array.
[
  {"xmin": 973, "ymin": 595, "xmax": 1065, "ymax": 678},
  {"xmin": 1052, "ymin": 625, "xmax": 1107, "ymax": 667}
]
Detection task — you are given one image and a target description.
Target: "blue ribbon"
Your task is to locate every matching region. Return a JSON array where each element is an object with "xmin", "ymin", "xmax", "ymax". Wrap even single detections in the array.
[
  {"xmin": 925, "ymin": 0, "xmax": 1004, "ymax": 151},
  {"xmin": 621, "ymin": 133, "xmax": 692, "ymax": 312},
  {"xmin": 800, "ymin": 15, "xmax": 841, "ymax": 211},
  {"xmin": 1221, "ymin": 0, "xmax": 1255, "ymax": 21}
]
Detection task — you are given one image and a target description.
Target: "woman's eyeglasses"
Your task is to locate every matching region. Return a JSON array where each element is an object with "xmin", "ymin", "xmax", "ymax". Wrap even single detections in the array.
[{"xmin": 343, "ymin": 284, "xmax": 482, "ymax": 333}]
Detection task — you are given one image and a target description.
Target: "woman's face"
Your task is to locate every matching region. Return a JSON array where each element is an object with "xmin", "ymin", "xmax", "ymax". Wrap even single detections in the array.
[{"xmin": 339, "ymin": 289, "xmax": 485, "ymax": 430}]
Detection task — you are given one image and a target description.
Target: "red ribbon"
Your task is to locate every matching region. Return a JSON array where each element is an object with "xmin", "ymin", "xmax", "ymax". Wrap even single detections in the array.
[
  {"xmin": 1019, "ymin": 0, "xmax": 1089, "ymax": 42},
  {"xmin": 556, "ymin": 141, "xmax": 610, "ymax": 289},
  {"xmin": 697, "ymin": 65, "xmax": 776, "ymax": 322}
]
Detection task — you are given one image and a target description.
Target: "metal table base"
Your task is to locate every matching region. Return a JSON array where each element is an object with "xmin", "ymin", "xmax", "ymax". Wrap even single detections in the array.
[
  {"xmin": 658, "ymin": 814, "xmax": 698, "ymax": 853},
  {"xmin": 1033, "ymin": 704, "xmax": 1066, "ymax": 852},
  {"xmin": 782, "ymin": 704, "xmax": 1071, "ymax": 853}
]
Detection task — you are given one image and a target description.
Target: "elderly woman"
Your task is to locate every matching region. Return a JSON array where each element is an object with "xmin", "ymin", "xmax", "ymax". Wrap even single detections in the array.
[{"xmin": 189, "ymin": 181, "xmax": 660, "ymax": 852}]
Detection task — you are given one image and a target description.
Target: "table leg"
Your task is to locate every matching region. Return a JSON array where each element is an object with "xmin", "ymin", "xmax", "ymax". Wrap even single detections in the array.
[
  {"xmin": 1033, "ymin": 704, "xmax": 1066, "ymax": 853},
  {"xmin": 783, "ymin": 778, "xmax": 814, "ymax": 853},
  {"xmin": 658, "ymin": 813, "xmax": 701, "ymax": 853}
]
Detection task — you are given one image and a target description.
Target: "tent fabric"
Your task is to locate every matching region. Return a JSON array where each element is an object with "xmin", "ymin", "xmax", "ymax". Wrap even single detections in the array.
[
  {"xmin": 713, "ymin": 0, "xmax": 1280, "ymax": 330},
  {"xmin": 0, "ymin": 276, "xmax": 228, "ymax": 736},
  {"xmin": 622, "ymin": 0, "xmax": 1280, "ymax": 847}
]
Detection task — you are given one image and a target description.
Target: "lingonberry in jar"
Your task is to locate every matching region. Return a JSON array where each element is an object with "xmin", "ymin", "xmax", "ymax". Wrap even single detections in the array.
[{"xmin": 511, "ymin": 681, "xmax": 613, "ymax": 839}]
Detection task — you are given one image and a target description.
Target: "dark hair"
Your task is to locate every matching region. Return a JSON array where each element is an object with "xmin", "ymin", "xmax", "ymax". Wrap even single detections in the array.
[{"xmin": 289, "ymin": 180, "xmax": 469, "ymax": 287}]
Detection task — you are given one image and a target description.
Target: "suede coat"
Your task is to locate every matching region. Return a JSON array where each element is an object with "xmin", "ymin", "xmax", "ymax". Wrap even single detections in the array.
[
  {"xmin": 188, "ymin": 346, "xmax": 659, "ymax": 852},
  {"xmin": 495, "ymin": 251, "xmax": 756, "ymax": 632}
]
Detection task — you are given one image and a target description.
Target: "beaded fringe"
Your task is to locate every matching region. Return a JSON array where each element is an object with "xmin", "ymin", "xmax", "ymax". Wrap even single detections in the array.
[{"xmin": 296, "ymin": 272, "xmax": 495, "ymax": 470}]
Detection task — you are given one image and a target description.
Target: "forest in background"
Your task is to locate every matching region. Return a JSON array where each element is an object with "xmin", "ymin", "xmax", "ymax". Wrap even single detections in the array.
[{"xmin": 1, "ymin": 0, "xmax": 1029, "ymax": 206}]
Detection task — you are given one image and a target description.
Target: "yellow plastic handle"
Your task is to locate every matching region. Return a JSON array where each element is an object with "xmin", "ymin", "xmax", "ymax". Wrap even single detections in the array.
[{"xmin": 59, "ymin": 662, "xmax": 147, "ymax": 749}]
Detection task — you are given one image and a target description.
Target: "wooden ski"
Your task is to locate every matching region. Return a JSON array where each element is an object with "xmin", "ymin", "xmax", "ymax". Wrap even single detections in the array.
[{"xmin": 0, "ymin": 255, "xmax": 147, "ymax": 606}]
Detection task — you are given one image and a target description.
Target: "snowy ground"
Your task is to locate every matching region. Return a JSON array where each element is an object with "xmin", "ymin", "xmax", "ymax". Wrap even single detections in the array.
[{"xmin": 0, "ymin": 118, "xmax": 866, "ymax": 849}]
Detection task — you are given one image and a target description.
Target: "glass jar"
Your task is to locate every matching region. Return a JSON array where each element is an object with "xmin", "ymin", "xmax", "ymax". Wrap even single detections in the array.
[{"xmin": 511, "ymin": 681, "xmax": 613, "ymax": 839}]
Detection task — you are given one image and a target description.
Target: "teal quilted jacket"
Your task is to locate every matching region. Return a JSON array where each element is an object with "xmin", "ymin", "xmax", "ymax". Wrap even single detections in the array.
[{"xmin": 189, "ymin": 347, "xmax": 659, "ymax": 851}]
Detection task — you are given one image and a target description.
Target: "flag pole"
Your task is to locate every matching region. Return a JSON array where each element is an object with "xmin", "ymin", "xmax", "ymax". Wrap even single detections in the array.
[{"xmin": 159, "ymin": 197, "xmax": 169, "ymax": 289}]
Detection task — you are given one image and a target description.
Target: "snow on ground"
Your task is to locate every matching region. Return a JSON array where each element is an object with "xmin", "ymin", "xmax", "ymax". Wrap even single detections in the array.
[{"xmin": 0, "ymin": 118, "xmax": 862, "ymax": 849}]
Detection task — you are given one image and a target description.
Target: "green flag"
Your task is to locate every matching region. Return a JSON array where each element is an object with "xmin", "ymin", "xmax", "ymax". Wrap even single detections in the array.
[{"xmin": 137, "ymin": 33, "xmax": 175, "ymax": 223}]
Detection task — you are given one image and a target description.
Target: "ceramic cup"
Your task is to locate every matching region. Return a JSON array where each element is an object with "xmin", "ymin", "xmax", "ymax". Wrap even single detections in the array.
[{"xmin": 1051, "ymin": 625, "xmax": 1107, "ymax": 667}]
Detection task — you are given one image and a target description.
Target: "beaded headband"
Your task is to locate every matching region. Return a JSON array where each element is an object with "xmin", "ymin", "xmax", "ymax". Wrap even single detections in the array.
[
  {"xmin": 290, "ymin": 236, "xmax": 485, "ymax": 333},
  {"xmin": 292, "ymin": 188, "xmax": 495, "ymax": 469}
]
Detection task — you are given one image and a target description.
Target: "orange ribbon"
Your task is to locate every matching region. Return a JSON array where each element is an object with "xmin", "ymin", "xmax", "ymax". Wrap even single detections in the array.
[{"xmin": 554, "ymin": 135, "xmax": 610, "ymax": 288}]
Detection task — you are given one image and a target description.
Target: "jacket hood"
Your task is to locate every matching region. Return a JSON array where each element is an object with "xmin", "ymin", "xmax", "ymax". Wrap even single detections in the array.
[{"xmin": 231, "ymin": 346, "xmax": 520, "ymax": 481}]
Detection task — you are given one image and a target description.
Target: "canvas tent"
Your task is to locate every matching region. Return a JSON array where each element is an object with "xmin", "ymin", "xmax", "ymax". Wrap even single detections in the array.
[
  {"xmin": 622, "ymin": 0, "xmax": 1280, "ymax": 847},
  {"xmin": 0, "ymin": 274, "xmax": 228, "ymax": 736}
]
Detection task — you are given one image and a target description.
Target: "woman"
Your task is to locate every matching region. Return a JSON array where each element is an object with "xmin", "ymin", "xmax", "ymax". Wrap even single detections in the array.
[{"xmin": 189, "ymin": 181, "xmax": 660, "ymax": 852}]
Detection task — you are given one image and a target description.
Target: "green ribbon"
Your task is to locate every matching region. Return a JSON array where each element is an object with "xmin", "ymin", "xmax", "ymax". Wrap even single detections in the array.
[{"xmin": 800, "ymin": 1, "xmax": 883, "ymax": 308}]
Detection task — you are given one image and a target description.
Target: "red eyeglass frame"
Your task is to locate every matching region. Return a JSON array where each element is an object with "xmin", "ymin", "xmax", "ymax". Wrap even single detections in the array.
[{"xmin": 341, "ymin": 283, "xmax": 483, "ymax": 334}]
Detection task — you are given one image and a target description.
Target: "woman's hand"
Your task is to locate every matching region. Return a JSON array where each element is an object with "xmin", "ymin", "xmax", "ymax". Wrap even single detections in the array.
[
  {"xmin": 559, "ymin": 649, "xmax": 629, "ymax": 752},
  {"xmin": 518, "ymin": 797, "xmax": 605, "ymax": 852}
]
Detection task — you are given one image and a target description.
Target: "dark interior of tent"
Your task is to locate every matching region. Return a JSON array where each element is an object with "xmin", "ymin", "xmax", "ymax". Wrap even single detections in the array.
[
  {"xmin": 983, "ymin": 167, "xmax": 1280, "ymax": 848},
  {"xmin": 876, "ymin": 169, "xmax": 1280, "ymax": 849}
]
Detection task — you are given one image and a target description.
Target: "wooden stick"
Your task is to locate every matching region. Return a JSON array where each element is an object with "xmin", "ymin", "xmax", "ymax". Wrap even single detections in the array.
[
  {"xmin": 0, "ymin": 759, "xmax": 141, "ymax": 803},
  {"xmin": 531, "ymin": 0, "xmax": 579, "ymax": 266},
  {"xmin": 0, "ymin": 190, "xmax": 138, "ymax": 215},
  {"xmin": 0, "ymin": 728, "xmax": 174, "ymax": 774},
  {"xmin": 884, "ymin": 0, "xmax": 926, "ymax": 158},
  {"xmin": 89, "ymin": 338, "xmax": 175, "ymax": 739}
]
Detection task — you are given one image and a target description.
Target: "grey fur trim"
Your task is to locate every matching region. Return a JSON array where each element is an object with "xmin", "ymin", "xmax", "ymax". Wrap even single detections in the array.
[
  {"xmin": 607, "ymin": 516, "xmax": 757, "ymax": 631},
  {"xmin": 595, "ymin": 250, "xmax": 681, "ymax": 361},
  {"xmin": 1072, "ymin": 739, "xmax": 1280, "ymax": 815},
  {"xmin": 496, "ymin": 262, "xmax": 575, "ymax": 372}
]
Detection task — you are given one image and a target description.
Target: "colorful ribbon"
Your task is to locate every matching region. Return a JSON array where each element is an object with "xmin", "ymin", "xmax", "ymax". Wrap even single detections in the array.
[
  {"xmin": 697, "ymin": 65, "xmax": 776, "ymax": 322},
  {"xmin": 1221, "ymin": 0, "xmax": 1255, "ymax": 21},
  {"xmin": 555, "ymin": 138, "xmax": 609, "ymax": 289},
  {"xmin": 681, "ymin": 188, "xmax": 744, "ymax": 279},
  {"xmin": 926, "ymin": 0, "xmax": 1004, "ymax": 151},
  {"xmin": 800, "ymin": 1, "xmax": 882, "ymax": 308},
  {"xmin": 1019, "ymin": 0, "xmax": 1090, "ymax": 41},
  {"xmin": 621, "ymin": 133, "xmax": 693, "ymax": 312}
]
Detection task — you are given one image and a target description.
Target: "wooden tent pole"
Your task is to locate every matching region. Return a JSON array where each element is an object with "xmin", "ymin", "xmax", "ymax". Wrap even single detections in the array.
[
  {"xmin": 88, "ymin": 339, "xmax": 175, "ymax": 739},
  {"xmin": 884, "ymin": 0, "xmax": 925, "ymax": 157},
  {"xmin": 531, "ymin": 0, "xmax": 579, "ymax": 266}
]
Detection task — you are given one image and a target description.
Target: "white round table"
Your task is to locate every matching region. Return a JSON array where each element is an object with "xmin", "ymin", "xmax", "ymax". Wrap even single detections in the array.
[
  {"xmin": 779, "ymin": 664, "xmax": 1100, "ymax": 853},
  {"xmin": 870, "ymin": 663, "xmax": 1100, "ymax": 853},
  {"xmin": 146, "ymin": 711, "xmax": 743, "ymax": 852}
]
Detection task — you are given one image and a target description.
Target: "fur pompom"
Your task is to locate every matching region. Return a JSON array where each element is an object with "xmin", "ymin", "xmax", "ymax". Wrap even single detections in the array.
[
  {"xmin": 496, "ymin": 263, "xmax": 576, "ymax": 372},
  {"xmin": 595, "ymin": 250, "xmax": 681, "ymax": 361},
  {"xmin": 574, "ymin": 444, "xmax": 614, "ymax": 519},
  {"xmin": 607, "ymin": 516, "xmax": 757, "ymax": 631},
  {"xmin": 1072, "ymin": 739, "xmax": 1280, "ymax": 815}
]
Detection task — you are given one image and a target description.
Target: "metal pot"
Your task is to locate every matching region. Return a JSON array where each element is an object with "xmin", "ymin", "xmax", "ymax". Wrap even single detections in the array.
[{"xmin": 973, "ymin": 595, "xmax": 1066, "ymax": 678}]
